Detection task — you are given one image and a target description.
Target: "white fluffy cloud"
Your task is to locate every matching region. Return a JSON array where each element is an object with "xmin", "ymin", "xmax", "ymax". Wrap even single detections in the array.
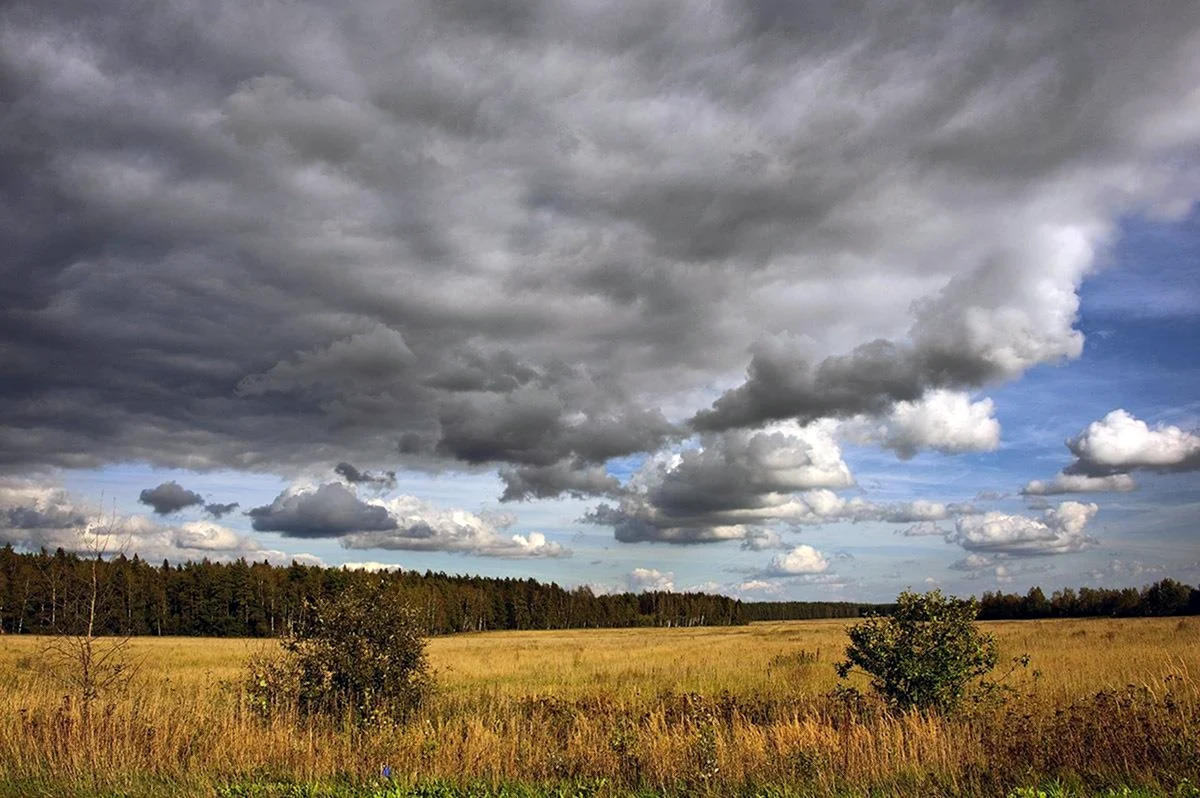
[
  {"xmin": 343, "ymin": 496, "xmax": 569, "ymax": 558},
  {"xmin": 1087, "ymin": 559, "xmax": 1165, "ymax": 583},
  {"xmin": 0, "ymin": 476, "xmax": 569, "ymax": 564},
  {"xmin": 626, "ymin": 568, "xmax": 676, "ymax": 593},
  {"xmin": 899, "ymin": 521, "xmax": 953, "ymax": 537},
  {"xmin": 765, "ymin": 545, "xmax": 830, "ymax": 576},
  {"xmin": 340, "ymin": 561, "xmax": 403, "ymax": 572},
  {"xmin": 171, "ymin": 520, "xmax": 254, "ymax": 552},
  {"xmin": 1022, "ymin": 472, "xmax": 1137, "ymax": 495},
  {"xmin": 238, "ymin": 478, "xmax": 571, "ymax": 558},
  {"xmin": 949, "ymin": 552, "xmax": 1055, "ymax": 582},
  {"xmin": 844, "ymin": 391, "xmax": 1001, "ymax": 459},
  {"xmin": 949, "ymin": 553, "xmax": 996, "ymax": 572},
  {"xmin": 1023, "ymin": 409, "xmax": 1198, "ymax": 497},
  {"xmin": 951, "ymin": 501, "xmax": 1099, "ymax": 556},
  {"xmin": 736, "ymin": 579, "xmax": 782, "ymax": 595},
  {"xmin": 1067, "ymin": 410, "xmax": 1200, "ymax": 474},
  {"xmin": 0, "ymin": 480, "xmax": 320, "ymax": 565}
]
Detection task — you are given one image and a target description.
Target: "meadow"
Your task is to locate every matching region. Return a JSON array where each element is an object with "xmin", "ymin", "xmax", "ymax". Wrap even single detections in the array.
[{"xmin": 0, "ymin": 617, "xmax": 1197, "ymax": 797}]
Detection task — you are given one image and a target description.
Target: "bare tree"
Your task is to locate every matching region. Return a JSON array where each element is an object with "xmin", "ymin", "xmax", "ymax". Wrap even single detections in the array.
[{"xmin": 41, "ymin": 502, "xmax": 140, "ymax": 720}]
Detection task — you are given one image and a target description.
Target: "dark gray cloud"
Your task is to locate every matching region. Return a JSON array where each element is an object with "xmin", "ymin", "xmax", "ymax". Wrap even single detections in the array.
[
  {"xmin": 138, "ymin": 481, "xmax": 205, "ymax": 515},
  {"xmin": 586, "ymin": 491, "xmax": 978, "ymax": 545},
  {"xmin": 5, "ymin": 503, "xmax": 87, "ymax": 531},
  {"xmin": 645, "ymin": 427, "xmax": 853, "ymax": 518},
  {"xmin": 436, "ymin": 390, "xmax": 680, "ymax": 471},
  {"xmin": 244, "ymin": 482, "xmax": 568, "ymax": 557},
  {"xmin": 248, "ymin": 483, "xmax": 397, "ymax": 538},
  {"xmin": 582, "ymin": 420, "xmax": 983, "ymax": 544},
  {"xmin": 0, "ymin": 483, "xmax": 92, "ymax": 550},
  {"xmin": 740, "ymin": 528, "xmax": 787, "ymax": 551},
  {"xmin": 334, "ymin": 461, "xmax": 397, "ymax": 490},
  {"xmin": 205, "ymin": 501, "xmax": 241, "ymax": 518},
  {"xmin": 584, "ymin": 423, "xmax": 855, "ymax": 543},
  {"xmin": 694, "ymin": 340, "xmax": 933, "ymax": 431},
  {"xmin": 1, "ymin": 0, "xmax": 1198, "ymax": 503},
  {"xmin": 499, "ymin": 462, "xmax": 622, "ymax": 502},
  {"xmin": 692, "ymin": 322, "xmax": 1057, "ymax": 433}
]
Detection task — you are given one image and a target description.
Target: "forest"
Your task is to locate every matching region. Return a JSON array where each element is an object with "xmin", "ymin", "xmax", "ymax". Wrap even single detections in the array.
[
  {"xmin": 0, "ymin": 545, "xmax": 1195, "ymax": 637},
  {"xmin": 977, "ymin": 581, "xmax": 1200, "ymax": 619}
]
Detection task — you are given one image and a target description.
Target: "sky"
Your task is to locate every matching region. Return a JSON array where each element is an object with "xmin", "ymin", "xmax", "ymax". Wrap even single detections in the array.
[{"xmin": 2, "ymin": 0, "xmax": 1199, "ymax": 602}]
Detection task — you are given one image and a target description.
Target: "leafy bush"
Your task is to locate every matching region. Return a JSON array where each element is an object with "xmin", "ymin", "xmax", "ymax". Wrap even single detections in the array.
[
  {"xmin": 244, "ymin": 646, "xmax": 302, "ymax": 720},
  {"xmin": 835, "ymin": 589, "xmax": 998, "ymax": 714},
  {"xmin": 246, "ymin": 580, "xmax": 432, "ymax": 726}
]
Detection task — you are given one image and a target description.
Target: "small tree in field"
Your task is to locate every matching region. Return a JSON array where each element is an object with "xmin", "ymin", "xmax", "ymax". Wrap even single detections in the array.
[
  {"xmin": 42, "ymin": 508, "xmax": 138, "ymax": 722},
  {"xmin": 248, "ymin": 579, "xmax": 432, "ymax": 727},
  {"xmin": 835, "ymin": 590, "xmax": 998, "ymax": 714}
]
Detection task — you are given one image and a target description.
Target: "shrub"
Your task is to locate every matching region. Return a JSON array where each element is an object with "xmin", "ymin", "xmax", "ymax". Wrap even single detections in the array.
[
  {"xmin": 244, "ymin": 646, "xmax": 301, "ymax": 721},
  {"xmin": 835, "ymin": 589, "xmax": 998, "ymax": 714},
  {"xmin": 246, "ymin": 580, "xmax": 432, "ymax": 726}
]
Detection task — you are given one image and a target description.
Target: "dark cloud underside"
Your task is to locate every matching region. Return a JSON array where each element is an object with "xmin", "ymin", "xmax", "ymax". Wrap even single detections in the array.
[
  {"xmin": 0, "ymin": 0, "xmax": 1197, "ymax": 502},
  {"xmin": 138, "ymin": 481, "xmax": 205, "ymax": 515},
  {"xmin": 248, "ymin": 483, "xmax": 397, "ymax": 538}
]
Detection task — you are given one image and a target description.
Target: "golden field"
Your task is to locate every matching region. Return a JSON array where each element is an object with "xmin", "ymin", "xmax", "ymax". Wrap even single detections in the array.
[{"xmin": 0, "ymin": 617, "xmax": 1197, "ymax": 797}]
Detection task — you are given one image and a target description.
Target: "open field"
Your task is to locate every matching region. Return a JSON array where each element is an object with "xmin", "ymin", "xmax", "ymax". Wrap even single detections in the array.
[{"xmin": 1, "ymin": 618, "xmax": 1197, "ymax": 797}]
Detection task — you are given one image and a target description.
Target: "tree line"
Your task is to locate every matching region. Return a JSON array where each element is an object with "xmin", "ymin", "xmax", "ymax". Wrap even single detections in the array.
[
  {"xmin": 0, "ymin": 546, "xmax": 791, "ymax": 637},
  {"xmin": 977, "ymin": 581, "xmax": 1200, "ymax": 619},
  {"xmin": 1, "ymin": 546, "xmax": 1195, "ymax": 637}
]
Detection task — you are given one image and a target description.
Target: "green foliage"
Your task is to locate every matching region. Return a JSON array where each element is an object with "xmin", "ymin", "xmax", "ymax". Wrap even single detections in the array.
[
  {"xmin": 246, "ymin": 580, "xmax": 432, "ymax": 727},
  {"xmin": 244, "ymin": 647, "xmax": 302, "ymax": 721},
  {"xmin": 835, "ymin": 589, "xmax": 999, "ymax": 714}
]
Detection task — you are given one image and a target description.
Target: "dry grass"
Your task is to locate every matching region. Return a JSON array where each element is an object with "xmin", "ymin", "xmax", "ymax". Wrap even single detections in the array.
[{"xmin": 0, "ymin": 617, "xmax": 1197, "ymax": 796}]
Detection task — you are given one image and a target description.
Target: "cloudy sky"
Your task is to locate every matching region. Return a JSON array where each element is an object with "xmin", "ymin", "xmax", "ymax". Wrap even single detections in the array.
[{"xmin": 3, "ymin": 0, "xmax": 1199, "ymax": 601}]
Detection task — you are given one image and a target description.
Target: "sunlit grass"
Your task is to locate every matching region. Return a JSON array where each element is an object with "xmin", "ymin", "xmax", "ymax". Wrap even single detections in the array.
[{"xmin": 0, "ymin": 617, "xmax": 1196, "ymax": 797}]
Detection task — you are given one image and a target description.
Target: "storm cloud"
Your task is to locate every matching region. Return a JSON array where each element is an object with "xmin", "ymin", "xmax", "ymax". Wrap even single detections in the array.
[
  {"xmin": 204, "ymin": 502, "xmax": 241, "ymax": 519},
  {"xmin": 248, "ymin": 483, "xmax": 398, "ymax": 538},
  {"xmin": 334, "ymin": 461, "xmax": 397, "ymax": 491},
  {"xmin": 138, "ymin": 482, "xmax": 206, "ymax": 515},
  {"xmin": 1, "ymin": 0, "xmax": 1198, "ymax": 504},
  {"xmin": 583, "ymin": 418, "xmax": 980, "ymax": 544},
  {"xmin": 583, "ymin": 422, "xmax": 857, "ymax": 544}
]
